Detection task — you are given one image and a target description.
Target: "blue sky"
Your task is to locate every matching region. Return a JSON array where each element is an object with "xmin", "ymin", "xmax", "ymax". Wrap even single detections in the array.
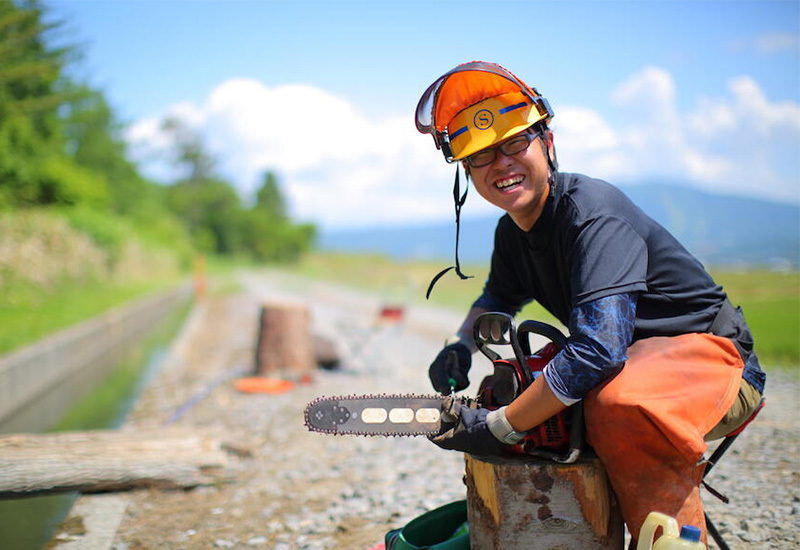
[{"xmin": 49, "ymin": 0, "xmax": 800, "ymax": 228}]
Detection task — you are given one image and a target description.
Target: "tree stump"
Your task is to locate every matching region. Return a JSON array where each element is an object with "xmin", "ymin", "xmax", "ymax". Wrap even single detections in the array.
[
  {"xmin": 254, "ymin": 301, "xmax": 314, "ymax": 375},
  {"xmin": 465, "ymin": 453, "xmax": 624, "ymax": 549}
]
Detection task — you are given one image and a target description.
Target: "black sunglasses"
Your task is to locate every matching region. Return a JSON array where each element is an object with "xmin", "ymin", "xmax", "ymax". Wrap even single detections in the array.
[{"xmin": 465, "ymin": 128, "xmax": 542, "ymax": 169}]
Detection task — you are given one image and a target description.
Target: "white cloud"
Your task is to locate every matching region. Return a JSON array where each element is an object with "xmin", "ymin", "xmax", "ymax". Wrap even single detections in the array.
[
  {"xmin": 729, "ymin": 33, "xmax": 800, "ymax": 56},
  {"xmin": 126, "ymin": 78, "xmax": 457, "ymax": 228},
  {"xmin": 560, "ymin": 67, "xmax": 800, "ymax": 203},
  {"xmin": 612, "ymin": 66, "xmax": 677, "ymax": 111},
  {"xmin": 728, "ymin": 76, "xmax": 800, "ymax": 135},
  {"xmin": 126, "ymin": 69, "xmax": 799, "ymax": 229},
  {"xmin": 756, "ymin": 32, "xmax": 800, "ymax": 54},
  {"xmin": 550, "ymin": 106, "xmax": 627, "ymax": 177}
]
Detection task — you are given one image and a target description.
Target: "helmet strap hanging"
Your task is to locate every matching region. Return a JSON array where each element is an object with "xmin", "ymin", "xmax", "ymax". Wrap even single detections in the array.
[
  {"xmin": 538, "ymin": 125, "xmax": 559, "ymax": 185},
  {"xmin": 425, "ymin": 164, "xmax": 473, "ymax": 299}
]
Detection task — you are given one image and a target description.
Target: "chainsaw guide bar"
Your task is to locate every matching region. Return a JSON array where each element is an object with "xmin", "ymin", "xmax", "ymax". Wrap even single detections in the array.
[{"xmin": 304, "ymin": 394, "xmax": 452, "ymax": 437}]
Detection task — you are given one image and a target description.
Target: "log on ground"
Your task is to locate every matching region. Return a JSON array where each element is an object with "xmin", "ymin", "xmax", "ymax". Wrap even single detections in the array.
[{"xmin": 0, "ymin": 428, "xmax": 250, "ymax": 498}]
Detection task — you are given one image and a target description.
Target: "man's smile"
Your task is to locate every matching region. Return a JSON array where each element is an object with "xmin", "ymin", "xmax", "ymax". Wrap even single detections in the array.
[{"xmin": 494, "ymin": 174, "xmax": 525, "ymax": 191}]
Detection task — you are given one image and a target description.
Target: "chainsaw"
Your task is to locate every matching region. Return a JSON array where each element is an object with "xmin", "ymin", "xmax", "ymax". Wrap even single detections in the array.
[{"xmin": 304, "ymin": 312, "xmax": 584, "ymax": 463}]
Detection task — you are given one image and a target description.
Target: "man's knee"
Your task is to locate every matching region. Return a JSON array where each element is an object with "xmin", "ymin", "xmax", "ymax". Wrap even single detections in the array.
[
  {"xmin": 584, "ymin": 382, "xmax": 651, "ymax": 453},
  {"xmin": 584, "ymin": 378, "xmax": 635, "ymax": 425}
]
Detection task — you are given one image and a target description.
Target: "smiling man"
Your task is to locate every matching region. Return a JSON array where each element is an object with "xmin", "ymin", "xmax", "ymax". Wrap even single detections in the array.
[{"xmin": 415, "ymin": 61, "xmax": 766, "ymax": 545}]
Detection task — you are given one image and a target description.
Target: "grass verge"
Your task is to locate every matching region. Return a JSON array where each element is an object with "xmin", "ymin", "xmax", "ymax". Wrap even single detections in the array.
[{"xmin": 0, "ymin": 277, "xmax": 186, "ymax": 356}]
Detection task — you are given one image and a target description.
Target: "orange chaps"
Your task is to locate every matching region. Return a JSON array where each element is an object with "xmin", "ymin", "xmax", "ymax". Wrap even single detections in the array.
[{"xmin": 584, "ymin": 333, "xmax": 744, "ymax": 543}]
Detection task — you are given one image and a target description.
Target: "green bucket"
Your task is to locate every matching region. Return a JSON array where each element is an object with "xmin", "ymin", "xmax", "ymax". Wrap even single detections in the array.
[{"xmin": 385, "ymin": 500, "xmax": 470, "ymax": 550}]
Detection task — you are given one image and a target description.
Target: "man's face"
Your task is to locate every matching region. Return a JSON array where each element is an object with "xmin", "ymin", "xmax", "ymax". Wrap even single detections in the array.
[{"xmin": 466, "ymin": 130, "xmax": 553, "ymax": 231}]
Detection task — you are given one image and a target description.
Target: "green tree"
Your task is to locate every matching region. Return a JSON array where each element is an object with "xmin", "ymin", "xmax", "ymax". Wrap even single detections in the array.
[
  {"xmin": 242, "ymin": 170, "xmax": 315, "ymax": 261},
  {"xmin": 255, "ymin": 170, "xmax": 286, "ymax": 220},
  {"xmin": 166, "ymin": 179, "xmax": 243, "ymax": 254},
  {"xmin": 0, "ymin": 0, "xmax": 110, "ymax": 208},
  {"xmin": 62, "ymin": 84, "xmax": 142, "ymax": 213},
  {"xmin": 60, "ymin": 83, "xmax": 193, "ymax": 254},
  {"xmin": 0, "ymin": 0, "xmax": 67, "ymax": 141},
  {"xmin": 159, "ymin": 121, "xmax": 316, "ymax": 262},
  {"xmin": 161, "ymin": 116, "xmax": 216, "ymax": 183}
]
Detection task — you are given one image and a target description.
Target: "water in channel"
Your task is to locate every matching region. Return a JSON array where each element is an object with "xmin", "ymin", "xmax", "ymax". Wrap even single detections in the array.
[{"xmin": 0, "ymin": 301, "xmax": 192, "ymax": 550}]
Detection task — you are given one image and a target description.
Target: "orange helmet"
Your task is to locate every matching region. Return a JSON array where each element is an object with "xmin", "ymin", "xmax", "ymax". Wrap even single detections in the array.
[{"xmin": 415, "ymin": 61, "xmax": 553, "ymax": 162}]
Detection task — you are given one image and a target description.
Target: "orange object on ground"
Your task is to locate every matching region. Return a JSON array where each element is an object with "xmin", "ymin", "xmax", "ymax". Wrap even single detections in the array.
[
  {"xmin": 234, "ymin": 377, "xmax": 295, "ymax": 394},
  {"xmin": 584, "ymin": 333, "xmax": 744, "ymax": 544}
]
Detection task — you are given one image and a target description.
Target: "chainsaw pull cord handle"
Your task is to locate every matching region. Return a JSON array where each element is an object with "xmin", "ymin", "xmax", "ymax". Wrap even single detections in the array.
[{"xmin": 426, "ymin": 165, "xmax": 473, "ymax": 299}]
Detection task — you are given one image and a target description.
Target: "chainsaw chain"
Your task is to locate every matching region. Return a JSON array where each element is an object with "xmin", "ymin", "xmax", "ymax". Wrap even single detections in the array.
[{"xmin": 303, "ymin": 393, "xmax": 473, "ymax": 437}]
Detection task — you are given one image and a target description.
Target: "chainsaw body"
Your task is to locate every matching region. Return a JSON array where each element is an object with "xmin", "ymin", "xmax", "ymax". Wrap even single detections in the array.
[
  {"xmin": 303, "ymin": 312, "xmax": 584, "ymax": 463},
  {"xmin": 473, "ymin": 312, "xmax": 583, "ymax": 463}
]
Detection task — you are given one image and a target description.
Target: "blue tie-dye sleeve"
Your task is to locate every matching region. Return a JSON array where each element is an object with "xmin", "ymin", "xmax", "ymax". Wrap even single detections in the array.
[{"xmin": 543, "ymin": 293, "xmax": 637, "ymax": 405}]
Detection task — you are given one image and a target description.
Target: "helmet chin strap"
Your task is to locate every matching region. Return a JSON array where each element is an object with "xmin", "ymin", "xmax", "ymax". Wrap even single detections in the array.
[
  {"xmin": 425, "ymin": 164, "xmax": 473, "ymax": 299},
  {"xmin": 541, "ymin": 128, "xmax": 559, "ymax": 186}
]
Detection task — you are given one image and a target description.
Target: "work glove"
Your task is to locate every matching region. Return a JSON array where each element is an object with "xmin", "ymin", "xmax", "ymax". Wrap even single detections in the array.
[
  {"xmin": 429, "ymin": 397, "xmax": 510, "ymax": 457},
  {"xmin": 428, "ymin": 342, "xmax": 471, "ymax": 395}
]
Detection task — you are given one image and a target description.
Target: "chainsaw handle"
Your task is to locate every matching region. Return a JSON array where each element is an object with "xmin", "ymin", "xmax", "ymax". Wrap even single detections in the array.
[
  {"xmin": 517, "ymin": 320, "xmax": 568, "ymax": 354},
  {"xmin": 473, "ymin": 313, "xmax": 568, "ymax": 386},
  {"xmin": 472, "ymin": 312, "xmax": 529, "ymax": 381}
]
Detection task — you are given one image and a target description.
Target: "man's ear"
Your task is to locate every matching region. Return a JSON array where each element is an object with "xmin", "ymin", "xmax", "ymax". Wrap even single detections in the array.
[{"xmin": 461, "ymin": 160, "xmax": 471, "ymax": 180}]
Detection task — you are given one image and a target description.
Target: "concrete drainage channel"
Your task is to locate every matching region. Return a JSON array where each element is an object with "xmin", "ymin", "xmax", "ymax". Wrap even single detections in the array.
[{"xmin": 0, "ymin": 284, "xmax": 192, "ymax": 433}]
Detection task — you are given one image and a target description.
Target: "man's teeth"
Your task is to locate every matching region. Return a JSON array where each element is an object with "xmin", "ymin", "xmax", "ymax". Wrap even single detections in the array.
[{"xmin": 496, "ymin": 176, "xmax": 524, "ymax": 189}]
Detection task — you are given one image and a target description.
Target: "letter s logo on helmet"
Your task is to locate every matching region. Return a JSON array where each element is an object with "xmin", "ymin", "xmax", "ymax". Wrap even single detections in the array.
[
  {"xmin": 414, "ymin": 61, "xmax": 554, "ymax": 163},
  {"xmin": 474, "ymin": 109, "xmax": 494, "ymax": 130}
]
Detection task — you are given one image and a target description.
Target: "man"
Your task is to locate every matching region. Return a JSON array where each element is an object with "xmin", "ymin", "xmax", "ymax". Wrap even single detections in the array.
[{"xmin": 415, "ymin": 61, "xmax": 766, "ymax": 543}]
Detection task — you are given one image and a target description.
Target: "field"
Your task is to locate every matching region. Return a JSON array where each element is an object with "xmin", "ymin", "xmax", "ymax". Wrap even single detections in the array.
[
  {"xmin": 297, "ymin": 253, "xmax": 800, "ymax": 368},
  {"xmin": 712, "ymin": 270, "xmax": 799, "ymax": 365}
]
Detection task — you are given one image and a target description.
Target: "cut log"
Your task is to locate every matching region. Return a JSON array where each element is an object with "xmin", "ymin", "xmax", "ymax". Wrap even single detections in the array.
[
  {"xmin": 0, "ymin": 429, "xmax": 248, "ymax": 498},
  {"xmin": 254, "ymin": 301, "xmax": 314, "ymax": 375},
  {"xmin": 465, "ymin": 453, "xmax": 624, "ymax": 549}
]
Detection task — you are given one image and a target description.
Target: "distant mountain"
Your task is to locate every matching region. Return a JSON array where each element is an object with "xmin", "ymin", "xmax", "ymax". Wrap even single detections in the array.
[{"xmin": 318, "ymin": 183, "xmax": 800, "ymax": 268}]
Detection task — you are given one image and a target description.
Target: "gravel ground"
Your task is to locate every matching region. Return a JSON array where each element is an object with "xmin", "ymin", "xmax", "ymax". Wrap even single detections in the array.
[{"xmin": 86, "ymin": 270, "xmax": 798, "ymax": 549}]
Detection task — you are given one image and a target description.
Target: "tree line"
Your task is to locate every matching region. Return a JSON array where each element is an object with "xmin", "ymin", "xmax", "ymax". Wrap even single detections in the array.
[{"xmin": 0, "ymin": 0, "xmax": 314, "ymax": 265}]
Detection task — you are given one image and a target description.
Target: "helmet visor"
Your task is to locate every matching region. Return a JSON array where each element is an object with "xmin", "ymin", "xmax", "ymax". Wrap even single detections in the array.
[
  {"xmin": 415, "ymin": 61, "xmax": 552, "ymax": 161},
  {"xmin": 415, "ymin": 61, "xmax": 531, "ymax": 135}
]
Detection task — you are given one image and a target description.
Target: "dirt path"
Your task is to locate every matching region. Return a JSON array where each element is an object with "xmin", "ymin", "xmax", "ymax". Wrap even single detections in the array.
[
  {"xmin": 108, "ymin": 270, "xmax": 469, "ymax": 550},
  {"xmin": 52, "ymin": 270, "xmax": 799, "ymax": 549}
]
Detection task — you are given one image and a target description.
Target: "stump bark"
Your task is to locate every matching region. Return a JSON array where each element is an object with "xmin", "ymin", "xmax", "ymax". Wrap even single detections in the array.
[
  {"xmin": 464, "ymin": 453, "xmax": 624, "ymax": 549},
  {"xmin": 254, "ymin": 301, "xmax": 314, "ymax": 375}
]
